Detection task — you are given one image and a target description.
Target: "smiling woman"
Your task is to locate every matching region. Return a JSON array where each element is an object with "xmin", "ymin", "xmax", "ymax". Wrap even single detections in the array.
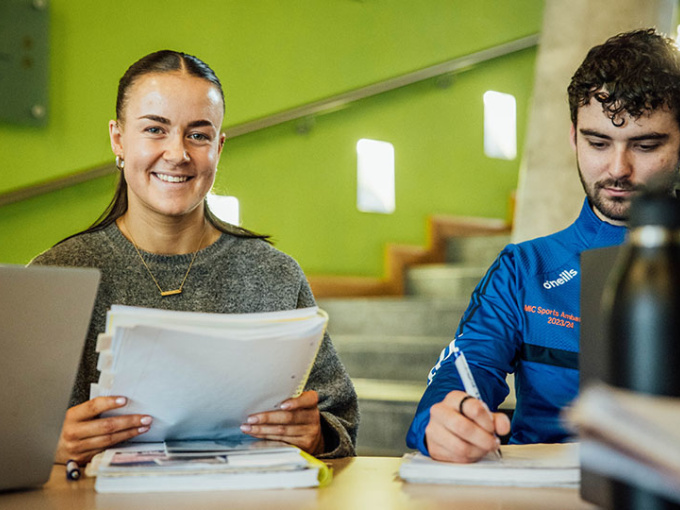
[
  {"xmin": 110, "ymin": 71, "xmax": 225, "ymax": 230},
  {"xmin": 30, "ymin": 50, "xmax": 359, "ymax": 465}
]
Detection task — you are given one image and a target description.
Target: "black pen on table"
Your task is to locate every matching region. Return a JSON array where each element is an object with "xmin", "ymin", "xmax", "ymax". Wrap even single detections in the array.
[
  {"xmin": 452, "ymin": 346, "xmax": 503, "ymax": 460},
  {"xmin": 66, "ymin": 459, "xmax": 81, "ymax": 481}
]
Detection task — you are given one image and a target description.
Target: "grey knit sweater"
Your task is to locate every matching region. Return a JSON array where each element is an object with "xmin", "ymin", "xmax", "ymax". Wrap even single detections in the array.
[{"xmin": 31, "ymin": 223, "xmax": 358, "ymax": 458}]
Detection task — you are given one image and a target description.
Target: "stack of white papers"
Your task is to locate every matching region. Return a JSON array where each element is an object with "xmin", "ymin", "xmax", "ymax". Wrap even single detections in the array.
[
  {"xmin": 91, "ymin": 305, "xmax": 328, "ymax": 442},
  {"xmin": 565, "ymin": 383, "xmax": 680, "ymax": 504},
  {"xmin": 399, "ymin": 443, "xmax": 580, "ymax": 487}
]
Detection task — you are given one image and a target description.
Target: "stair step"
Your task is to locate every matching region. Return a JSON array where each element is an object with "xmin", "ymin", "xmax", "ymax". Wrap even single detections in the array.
[
  {"xmin": 319, "ymin": 297, "xmax": 468, "ymax": 336},
  {"xmin": 352, "ymin": 380, "xmax": 423, "ymax": 456},
  {"xmin": 332, "ymin": 334, "xmax": 447, "ymax": 382},
  {"xmin": 405, "ymin": 263, "xmax": 487, "ymax": 298},
  {"xmin": 353, "ymin": 378, "xmax": 425, "ymax": 403},
  {"xmin": 355, "ymin": 398, "xmax": 416, "ymax": 456},
  {"xmin": 446, "ymin": 235, "xmax": 510, "ymax": 265},
  {"xmin": 353, "ymin": 376, "xmax": 516, "ymax": 410}
]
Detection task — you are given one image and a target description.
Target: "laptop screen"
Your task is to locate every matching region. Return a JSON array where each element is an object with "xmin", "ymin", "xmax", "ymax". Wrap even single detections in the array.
[
  {"xmin": 579, "ymin": 245, "xmax": 622, "ymax": 507},
  {"xmin": 0, "ymin": 264, "xmax": 100, "ymax": 491}
]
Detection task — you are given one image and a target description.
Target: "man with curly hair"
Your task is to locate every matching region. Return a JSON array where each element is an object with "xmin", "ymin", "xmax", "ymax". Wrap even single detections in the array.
[{"xmin": 407, "ymin": 29, "xmax": 680, "ymax": 463}]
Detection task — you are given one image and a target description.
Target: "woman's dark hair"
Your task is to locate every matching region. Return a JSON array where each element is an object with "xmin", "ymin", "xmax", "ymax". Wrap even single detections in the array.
[
  {"xmin": 568, "ymin": 29, "xmax": 680, "ymax": 127},
  {"xmin": 60, "ymin": 50, "xmax": 268, "ymax": 245},
  {"xmin": 116, "ymin": 50, "xmax": 224, "ymax": 121}
]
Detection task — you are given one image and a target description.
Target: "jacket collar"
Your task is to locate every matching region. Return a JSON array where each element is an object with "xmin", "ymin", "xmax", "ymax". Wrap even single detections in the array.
[{"xmin": 574, "ymin": 198, "xmax": 627, "ymax": 250}]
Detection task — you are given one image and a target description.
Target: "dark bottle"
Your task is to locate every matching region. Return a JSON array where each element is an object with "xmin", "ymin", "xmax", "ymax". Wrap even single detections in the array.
[
  {"xmin": 607, "ymin": 192, "xmax": 680, "ymax": 396},
  {"xmin": 604, "ymin": 191, "xmax": 680, "ymax": 510}
]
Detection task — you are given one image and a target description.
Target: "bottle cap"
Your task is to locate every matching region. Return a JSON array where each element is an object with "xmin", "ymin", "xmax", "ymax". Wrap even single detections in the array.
[{"xmin": 629, "ymin": 191, "xmax": 680, "ymax": 228}]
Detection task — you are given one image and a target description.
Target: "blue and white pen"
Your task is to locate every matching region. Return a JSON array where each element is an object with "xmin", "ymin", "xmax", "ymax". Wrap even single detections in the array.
[{"xmin": 452, "ymin": 346, "xmax": 503, "ymax": 460}]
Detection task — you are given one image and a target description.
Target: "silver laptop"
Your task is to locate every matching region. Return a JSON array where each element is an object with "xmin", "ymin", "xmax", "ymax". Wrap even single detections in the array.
[{"xmin": 0, "ymin": 264, "xmax": 100, "ymax": 491}]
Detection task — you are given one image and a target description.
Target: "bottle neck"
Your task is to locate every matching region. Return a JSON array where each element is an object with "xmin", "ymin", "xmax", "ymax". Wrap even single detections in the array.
[{"xmin": 629, "ymin": 225, "xmax": 676, "ymax": 248}]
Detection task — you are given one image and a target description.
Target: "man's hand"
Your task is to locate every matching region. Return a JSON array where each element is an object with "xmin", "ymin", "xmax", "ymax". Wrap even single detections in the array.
[
  {"xmin": 241, "ymin": 390, "xmax": 324, "ymax": 455},
  {"xmin": 56, "ymin": 396, "xmax": 153, "ymax": 465},
  {"xmin": 425, "ymin": 390, "xmax": 510, "ymax": 463}
]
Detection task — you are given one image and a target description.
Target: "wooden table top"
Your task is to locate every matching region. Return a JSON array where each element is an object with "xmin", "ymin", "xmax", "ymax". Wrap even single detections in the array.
[{"xmin": 0, "ymin": 456, "xmax": 598, "ymax": 510}]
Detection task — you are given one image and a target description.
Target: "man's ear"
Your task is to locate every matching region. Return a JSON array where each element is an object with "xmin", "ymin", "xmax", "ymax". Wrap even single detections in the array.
[
  {"xmin": 109, "ymin": 120, "xmax": 124, "ymax": 158},
  {"xmin": 569, "ymin": 123, "xmax": 577, "ymax": 152}
]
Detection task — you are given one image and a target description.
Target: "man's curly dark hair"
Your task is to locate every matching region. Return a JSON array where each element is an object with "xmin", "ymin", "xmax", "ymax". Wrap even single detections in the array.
[{"xmin": 568, "ymin": 28, "xmax": 680, "ymax": 127}]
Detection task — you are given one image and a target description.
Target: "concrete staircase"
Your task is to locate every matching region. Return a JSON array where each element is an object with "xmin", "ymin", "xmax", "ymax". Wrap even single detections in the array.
[{"xmin": 318, "ymin": 234, "xmax": 512, "ymax": 456}]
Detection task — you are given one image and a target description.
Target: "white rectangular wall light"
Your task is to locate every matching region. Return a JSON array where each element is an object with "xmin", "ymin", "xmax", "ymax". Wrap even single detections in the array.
[
  {"xmin": 483, "ymin": 90, "xmax": 517, "ymax": 160},
  {"xmin": 357, "ymin": 138, "xmax": 395, "ymax": 214},
  {"xmin": 207, "ymin": 193, "xmax": 240, "ymax": 226}
]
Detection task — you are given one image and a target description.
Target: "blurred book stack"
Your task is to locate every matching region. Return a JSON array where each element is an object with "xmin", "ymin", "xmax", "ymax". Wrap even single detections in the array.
[{"xmin": 565, "ymin": 383, "xmax": 680, "ymax": 505}]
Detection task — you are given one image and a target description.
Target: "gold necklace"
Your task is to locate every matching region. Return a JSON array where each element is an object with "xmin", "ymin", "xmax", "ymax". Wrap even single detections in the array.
[{"xmin": 125, "ymin": 222, "xmax": 207, "ymax": 297}]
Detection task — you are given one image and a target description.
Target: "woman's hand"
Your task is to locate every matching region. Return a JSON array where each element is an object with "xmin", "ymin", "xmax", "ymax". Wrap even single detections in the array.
[
  {"xmin": 240, "ymin": 390, "xmax": 324, "ymax": 455},
  {"xmin": 56, "ymin": 396, "xmax": 153, "ymax": 465}
]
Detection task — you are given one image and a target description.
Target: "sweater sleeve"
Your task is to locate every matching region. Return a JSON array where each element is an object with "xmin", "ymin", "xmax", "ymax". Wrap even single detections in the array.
[
  {"xmin": 406, "ymin": 246, "xmax": 521, "ymax": 455},
  {"xmin": 298, "ymin": 279, "xmax": 359, "ymax": 458}
]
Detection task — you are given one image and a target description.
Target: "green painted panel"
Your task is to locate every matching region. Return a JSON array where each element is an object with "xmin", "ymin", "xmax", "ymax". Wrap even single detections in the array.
[{"xmin": 0, "ymin": 0, "xmax": 50, "ymax": 126}]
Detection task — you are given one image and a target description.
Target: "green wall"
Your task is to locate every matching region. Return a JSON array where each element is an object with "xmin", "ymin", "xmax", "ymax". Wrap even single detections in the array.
[{"xmin": 0, "ymin": 0, "xmax": 544, "ymax": 276}]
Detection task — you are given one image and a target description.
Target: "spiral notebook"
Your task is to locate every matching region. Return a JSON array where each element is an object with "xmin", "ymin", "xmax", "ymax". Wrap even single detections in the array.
[
  {"xmin": 91, "ymin": 305, "xmax": 327, "ymax": 442},
  {"xmin": 399, "ymin": 443, "xmax": 580, "ymax": 488}
]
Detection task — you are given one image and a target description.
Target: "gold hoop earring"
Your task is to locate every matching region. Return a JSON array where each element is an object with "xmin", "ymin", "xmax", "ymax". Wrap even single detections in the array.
[{"xmin": 115, "ymin": 156, "xmax": 125, "ymax": 171}]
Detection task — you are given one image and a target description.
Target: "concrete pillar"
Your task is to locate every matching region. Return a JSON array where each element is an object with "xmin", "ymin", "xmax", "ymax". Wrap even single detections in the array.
[{"xmin": 512, "ymin": 0, "xmax": 677, "ymax": 243}]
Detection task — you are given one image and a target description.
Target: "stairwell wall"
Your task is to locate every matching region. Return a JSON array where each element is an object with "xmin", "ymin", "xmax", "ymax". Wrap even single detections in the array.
[{"xmin": 0, "ymin": 0, "xmax": 543, "ymax": 277}]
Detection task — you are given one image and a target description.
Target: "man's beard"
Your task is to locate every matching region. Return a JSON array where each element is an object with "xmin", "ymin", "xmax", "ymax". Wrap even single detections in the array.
[
  {"xmin": 577, "ymin": 165, "xmax": 678, "ymax": 223},
  {"xmin": 578, "ymin": 171, "xmax": 637, "ymax": 222}
]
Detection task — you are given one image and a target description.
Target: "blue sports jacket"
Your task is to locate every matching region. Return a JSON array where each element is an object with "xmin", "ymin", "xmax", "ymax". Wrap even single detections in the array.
[{"xmin": 406, "ymin": 199, "xmax": 627, "ymax": 453}]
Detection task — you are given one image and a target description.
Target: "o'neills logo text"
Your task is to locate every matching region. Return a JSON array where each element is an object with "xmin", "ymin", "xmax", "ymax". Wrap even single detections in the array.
[{"xmin": 543, "ymin": 269, "xmax": 578, "ymax": 289}]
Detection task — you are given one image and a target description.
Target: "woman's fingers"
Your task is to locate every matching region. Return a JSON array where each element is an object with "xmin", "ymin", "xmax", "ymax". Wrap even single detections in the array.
[
  {"xmin": 55, "ymin": 396, "xmax": 153, "ymax": 465},
  {"xmin": 241, "ymin": 391, "xmax": 323, "ymax": 454}
]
